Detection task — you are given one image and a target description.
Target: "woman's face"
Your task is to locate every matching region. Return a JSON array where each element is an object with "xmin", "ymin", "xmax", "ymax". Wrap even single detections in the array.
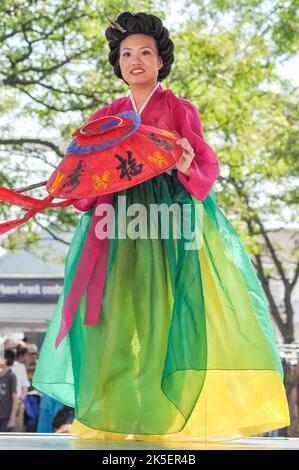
[{"xmin": 119, "ymin": 34, "xmax": 163, "ymax": 87}]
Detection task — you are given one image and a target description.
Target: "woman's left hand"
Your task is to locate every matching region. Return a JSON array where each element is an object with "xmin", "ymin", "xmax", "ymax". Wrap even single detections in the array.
[{"xmin": 175, "ymin": 138, "xmax": 195, "ymax": 176}]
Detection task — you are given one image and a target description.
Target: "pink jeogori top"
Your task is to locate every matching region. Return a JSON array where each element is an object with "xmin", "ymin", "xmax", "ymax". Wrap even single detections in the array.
[{"xmin": 55, "ymin": 84, "xmax": 219, "ymax": 347}]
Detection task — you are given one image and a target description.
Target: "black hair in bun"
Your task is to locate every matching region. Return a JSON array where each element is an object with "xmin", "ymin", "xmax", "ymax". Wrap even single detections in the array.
[{"xmin": 105, "ymin": 12, "xmax": 174, "ymax": 82}]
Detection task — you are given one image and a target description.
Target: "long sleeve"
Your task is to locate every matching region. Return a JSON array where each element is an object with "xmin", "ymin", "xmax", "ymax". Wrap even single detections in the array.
[
  {"xmin": 72, "ymin": 197, "xmax": 98, "ymax": 211},
  {"xmin": 174, "ymin": 100, "xmax": 219, "ymax": 201}
]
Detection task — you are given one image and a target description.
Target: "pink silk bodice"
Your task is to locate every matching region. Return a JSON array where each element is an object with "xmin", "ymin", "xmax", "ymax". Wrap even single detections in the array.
[{"xmin": 55, "ymin": 84, "xmax": 219, "ymax": 347}]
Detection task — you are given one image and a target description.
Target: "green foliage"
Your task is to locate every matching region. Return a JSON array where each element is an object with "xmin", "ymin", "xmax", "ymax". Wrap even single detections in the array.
[
  {"xmin": 0, "ymin": 0, "xmax": 298, "ymax": 263},
  {"xmin": 0, "ymin": 0, "xmax": 162, "ymax": 248},
  {"xmin": 169, "ymin": 1, "xmax": 299, "ymax": 341},
  {"xmin": 170, "ymin": 1, "xmax": 298, "ymax": 235},
  {"xmin": 0, "ymin": 0, "xmax": 298, "ymax": 339}
]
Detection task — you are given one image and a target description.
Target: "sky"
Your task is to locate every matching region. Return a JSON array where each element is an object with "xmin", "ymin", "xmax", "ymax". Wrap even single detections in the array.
[
  {"xmin": 163, "ymin": 2, "xmax": 299, "ymax": 86},
  {"xmin": 276, "ymin": 56, "xmax": 299, "ymax": 85},
  {"xmin": 1, "ymin": 5, "xmax": 298, "ymax": 190}
]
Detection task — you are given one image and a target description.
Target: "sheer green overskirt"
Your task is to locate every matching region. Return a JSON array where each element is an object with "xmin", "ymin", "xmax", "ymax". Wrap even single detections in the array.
[{"xmin": 33, "ymin": 172, "xmax": 284, "ymax": 435}]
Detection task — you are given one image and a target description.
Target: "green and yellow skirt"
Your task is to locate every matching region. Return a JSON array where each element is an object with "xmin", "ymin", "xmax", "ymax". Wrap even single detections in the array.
[{"xmin": 33, "ymin": 172, "xmax": 289, "ymax": 441}]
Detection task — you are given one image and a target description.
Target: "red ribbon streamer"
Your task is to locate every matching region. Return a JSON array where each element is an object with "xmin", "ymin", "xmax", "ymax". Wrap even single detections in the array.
[{"xmin": 0, "ymin": 186, "xmax": 75, "ymax": 235}]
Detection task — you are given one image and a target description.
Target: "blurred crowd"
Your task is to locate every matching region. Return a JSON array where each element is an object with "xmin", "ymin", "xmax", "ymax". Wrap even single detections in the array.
[
  {"xmin": 0, "ymin": 337, "xmax": 74, "ymax": 433},
  {"xmin": 1, "ymin": 336, "xmax": 299, "ymax": 436}
]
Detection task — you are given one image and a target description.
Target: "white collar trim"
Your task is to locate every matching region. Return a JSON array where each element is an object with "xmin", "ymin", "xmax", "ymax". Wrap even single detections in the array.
[{"xmin": 129, "ymin": 82, "xmax": 160, "ymax": 116}]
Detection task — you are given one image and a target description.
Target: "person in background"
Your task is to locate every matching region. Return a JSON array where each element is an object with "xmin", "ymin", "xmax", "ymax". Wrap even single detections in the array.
[
  {"xmin": 0, "ymin": 349, "xmax": 18, "ymax": 432},
  {"xmin": 52, "ymin": 405, "xmax": 74, "ymax": 433},
  {"xmin": 3, "ymin": 338, "xmax": 18, "ymax": 352},
  {"xmin": 25, "ymin": 344, "xmax": 39, "ymax": 390},
  {"xmin": 11, "ymin": 346, "xmax": 30, "ymax": 432},
  {"xmin": 23, "ymin": 344, "xmax": 40, "ymax": 432},
  {"xmin": 37, "ymin": 394, "xmax": 64, "ymax": 433}
]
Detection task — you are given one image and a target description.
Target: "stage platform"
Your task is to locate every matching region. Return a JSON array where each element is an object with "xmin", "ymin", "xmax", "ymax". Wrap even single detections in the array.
[{"xmin": 0, "ymin": 433, "xmax": 299, "ymax": 450}]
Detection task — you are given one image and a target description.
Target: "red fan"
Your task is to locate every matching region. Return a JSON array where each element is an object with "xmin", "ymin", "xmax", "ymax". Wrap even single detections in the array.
[
  {"xmin": 0, "ymin": 112, "xmax": 183, "ymax": 235},
  {"xmin": 47, "ymin": 111, "xmax": 183, "ymax": 198}
]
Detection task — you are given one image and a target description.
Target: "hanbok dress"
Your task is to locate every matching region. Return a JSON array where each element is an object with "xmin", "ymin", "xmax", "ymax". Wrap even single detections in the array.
[{"xmin": 33, "ymin": 82, "xmax": 289, "ymax": 441}]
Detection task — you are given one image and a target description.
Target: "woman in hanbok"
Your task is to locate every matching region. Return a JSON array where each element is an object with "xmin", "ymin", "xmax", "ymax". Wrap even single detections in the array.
[{"xmin": 32, "ymin": 12, "xmax": 289, "ymax": 441}]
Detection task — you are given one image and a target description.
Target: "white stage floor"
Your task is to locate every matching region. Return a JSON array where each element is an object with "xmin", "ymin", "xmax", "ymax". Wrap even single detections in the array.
[{"xmin": 0, "ymin": 433, "xmax": 299, "ymax": 450}]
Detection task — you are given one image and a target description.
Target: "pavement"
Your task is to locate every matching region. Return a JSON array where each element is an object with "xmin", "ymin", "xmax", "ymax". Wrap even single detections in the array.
[{"xmin": 0, "ymin": 433, "xmax": 299, "ymax": 450}]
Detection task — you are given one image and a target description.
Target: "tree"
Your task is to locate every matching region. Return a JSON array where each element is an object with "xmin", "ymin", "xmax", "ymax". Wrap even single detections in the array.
[
  {"xmin": 0, "ymin": 0, "xmax": 165, "ymax": 247},
  {"xmin": 0, "ymin": 0, "xmax": 298, "ymax": 342},
  {"xmin": 170, "ymin": 0, "xmax": 299, "ymax": 342}
]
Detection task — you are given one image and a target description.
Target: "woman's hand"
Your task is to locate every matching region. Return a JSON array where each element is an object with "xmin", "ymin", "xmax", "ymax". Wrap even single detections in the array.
[{"xmin": 175, "ymin": 138, "xmax": 195, "ymax": 176}]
